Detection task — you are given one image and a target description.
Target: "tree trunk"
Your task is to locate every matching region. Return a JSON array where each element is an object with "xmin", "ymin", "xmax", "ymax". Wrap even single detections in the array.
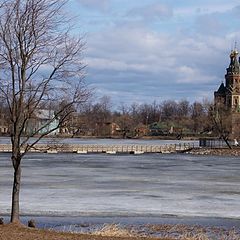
[
  {"xmin": 222, "ymin": 136, "xmax": 232, "ymax": 149},
  {"xmin": 10, "ymin": 163, "xmax": 21, "ymax": 223}
]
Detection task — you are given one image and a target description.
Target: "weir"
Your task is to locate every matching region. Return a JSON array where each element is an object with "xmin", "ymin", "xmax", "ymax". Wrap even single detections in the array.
[{"xmin": 0, "ymin": 143, "xmax": 194, "ymax": 154}]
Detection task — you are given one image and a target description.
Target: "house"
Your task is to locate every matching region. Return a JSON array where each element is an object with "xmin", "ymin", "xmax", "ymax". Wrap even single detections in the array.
[
  {"xmin": 135, "ymin": 124, "xmax": 149, "ymax": 137},
  {"xmin": 95, "ymin": 122, "xmax": 121, "ymax": 137},
  {"xmin": 0, "ymin": 112, "xmax": 9, "ymax": 135},
  {"xmin": 0, "ymin": 125, "xmax": 8, "ymax": 134},
  {"xmin": 149, "ymin": 122, "xmax": 166, "ymax": 136},
  {"xmin": 109, "ymin": 122, "xmax": 121, "ymax": 135},
  {"xmin": 27, "ymin": 109, "xmax": 59, "ymax": 135}
]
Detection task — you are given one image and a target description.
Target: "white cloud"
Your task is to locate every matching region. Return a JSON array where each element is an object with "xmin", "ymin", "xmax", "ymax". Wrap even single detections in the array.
[
  {"xmin": 88, "ymin": 24, "xmax": 233, "ymax": 76},
  {"xmin": 74, "ymin": 0, "xmax": 240, "ymax": 104},
  {"xmin": 176, "ymin": 66, "xmax": 216, "ymax": 84},
  {"xmin": 194, "ymin": 14, "xmax": 225, "ymax": 35},
  {"xmin": 76, "ymin": 0, "xmax": 111, "ymax": 12},
  {"xmin": 86, "ymin": 27, "xmax": 181, "ymax": 80},
  {"xmin": 127, "ymin": 2, "xmax": 173, "ymax": 21},
  {"xmin": 232, "ymin": 5, "xmax": 240, "ymax": 17},
  {"xmin": 175, "ymin": 2, "xmax": 239, "ymax": 17},
  {"xmin": 86, "ymin": 57, "xmax": 150, "ymax": 72}
]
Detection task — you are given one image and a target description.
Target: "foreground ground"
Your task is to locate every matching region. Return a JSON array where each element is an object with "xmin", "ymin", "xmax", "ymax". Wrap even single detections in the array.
[
  {"xmin": 1, "ymin": 223, "xmax": 240, "ymax": 240},
  {"xmin": 0, "ymin": 224, "xmax": 172, "ymax": 240}
]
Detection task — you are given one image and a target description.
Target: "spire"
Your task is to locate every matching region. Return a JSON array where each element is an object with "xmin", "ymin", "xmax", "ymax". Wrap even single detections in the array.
[
  {"xmin": 227, "ymin": 45, "xmax": 240, "ymax": 74},
  {"xmin": 234, "ymin": 41, "xmax": 237, "ymax": 51},
  {"xmin": 217, "ymin": 82, "xmax": 225, "ymax": 94}
]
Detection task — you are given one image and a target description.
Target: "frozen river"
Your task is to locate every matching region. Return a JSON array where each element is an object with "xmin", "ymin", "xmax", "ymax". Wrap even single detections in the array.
[{"xmin": 1, "ymin": 152, "xmax": 240, "ymax": 221}]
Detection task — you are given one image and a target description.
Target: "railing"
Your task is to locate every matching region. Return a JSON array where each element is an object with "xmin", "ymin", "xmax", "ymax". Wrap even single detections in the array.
[
  {"xmin": 0, "ymin": 143, "xmax": 194, "ymax": 154},
  {"xmin": 199, "ymin": 138, "xmax": 234, "ymax": 148}
]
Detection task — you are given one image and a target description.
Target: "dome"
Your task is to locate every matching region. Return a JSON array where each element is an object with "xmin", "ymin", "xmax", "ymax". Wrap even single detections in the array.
[{"xmin": 230, "ymin": 49, "xmax": 239, "ymax": 58}]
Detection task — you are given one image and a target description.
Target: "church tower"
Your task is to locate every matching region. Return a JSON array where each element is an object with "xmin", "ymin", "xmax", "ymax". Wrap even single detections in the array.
[
  {"xmin": 225, "ymin": 49, "xmax": 240, "ymax": 111},
  {"xmin": 214, "ymin": 48, "xmax": 240, "ymax": 139}
]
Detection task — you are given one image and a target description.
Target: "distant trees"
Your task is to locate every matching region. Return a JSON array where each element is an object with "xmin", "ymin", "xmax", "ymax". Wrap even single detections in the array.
[
  {"xmin": 114, "ymin": 103, "xmax": 134, "ymax": 138},
  {"xmin": 210, "ymin": 101, "xmax": 232, "ymax": 148},
  {"xmin": 0, "ymin": 80, "xmax": 217, "ymax": 139},
  {"xmin": 78, "ymin": 96, "xmax": 112, "ymax": 136},
  {"xmin": 0, "ymin": 0, "xmax": 88, "ymax": 223},
  {"xmin": 65, "ymin": 98, "xmax": 213, "ymax": 138},
  {"xmin": 191, "ymin": 101, "xmax": 208, "ymax": 133},
  {"xmin": 0, "ymin": 98, "xmax": 9, "ymax": 129},
  {"xmin": 161, "ymin": 100, "xmax": 178, "ymax": 121}
]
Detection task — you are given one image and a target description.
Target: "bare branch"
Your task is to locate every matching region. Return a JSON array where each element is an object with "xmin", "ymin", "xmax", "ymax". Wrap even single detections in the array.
[{"xmin": 0, "ymin": 0, "xmax": 89, "ymax": 222}]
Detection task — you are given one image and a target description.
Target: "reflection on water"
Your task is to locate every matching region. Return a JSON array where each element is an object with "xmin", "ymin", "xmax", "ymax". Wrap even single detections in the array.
[{"xmin": 1, "ymin": 152, "xmax": 240, "ymax": 218}]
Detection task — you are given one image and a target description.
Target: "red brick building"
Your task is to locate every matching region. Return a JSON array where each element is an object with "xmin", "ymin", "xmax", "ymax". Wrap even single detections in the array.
[{"xmin": 214, "ymin": 49, "xmax": 240, "ymax": 139}]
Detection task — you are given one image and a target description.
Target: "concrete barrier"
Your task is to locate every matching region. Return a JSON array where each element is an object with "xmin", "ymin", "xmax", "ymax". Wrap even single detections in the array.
[
  {"xmin": 106, "ymin": 151, "xmax": 117, "ymax": 154},
  {"xmin": 77, "ymin": 150, "xmax": 88, "ymax": 154},
  {"xmin": 134, "ymin": 151, "xmax": 144, "ymax": 154}
]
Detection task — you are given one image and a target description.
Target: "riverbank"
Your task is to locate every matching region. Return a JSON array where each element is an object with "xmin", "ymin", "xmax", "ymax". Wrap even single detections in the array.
[
  {"xmin": 1, "ymin": 221, "xmax": 240, "ymax": 240},
  {"xmin": 0, "ymin": 223, "xmax": 156, "ymax": 240},
  {"xmin": 188, "ymin": 147, "xmax": 240, "ymax": 156}
]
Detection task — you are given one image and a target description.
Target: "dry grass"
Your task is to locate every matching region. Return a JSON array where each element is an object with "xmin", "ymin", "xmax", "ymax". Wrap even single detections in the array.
[
  {"xmin": 1, "ymin": 223, "xmax": 239, "ymax": 240},
  {"xmin": 0, "ymin": 223, "xmax": 173, "ymax": 240},
  {"xmin": 92, "ymin": 223, "xmax": 144, "ymax": 238},
  {"xmin": 146, "ymin": 224, "xmax": 240, "ymax": 240},
  {"xmin": 81, "ymin": 223, "xmax": 240, "ymax": 240}
]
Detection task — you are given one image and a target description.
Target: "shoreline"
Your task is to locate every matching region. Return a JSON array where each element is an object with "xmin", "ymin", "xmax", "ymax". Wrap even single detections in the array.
[
  {"xmin": 2, "ymin": 214, "xmax": 240, "ymax": 229},
  {"xmin": 187, "ymin": 147, "xmax": 240, "ymax": 156},
  {"xmin": 1, "ymin": 215, "xmax": 240, "ymax": 240}
]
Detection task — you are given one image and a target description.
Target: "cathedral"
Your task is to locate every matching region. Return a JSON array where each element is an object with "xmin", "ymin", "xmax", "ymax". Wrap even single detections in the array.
[{"xmin": 214, "ymin": 48, "xmax": 240, "ymax": 139}]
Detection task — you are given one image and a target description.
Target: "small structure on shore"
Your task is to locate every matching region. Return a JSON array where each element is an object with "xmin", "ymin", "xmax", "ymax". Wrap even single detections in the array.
[{"xmin": 199, "ymin": 138, "xmax": 233, "ymax": 148}]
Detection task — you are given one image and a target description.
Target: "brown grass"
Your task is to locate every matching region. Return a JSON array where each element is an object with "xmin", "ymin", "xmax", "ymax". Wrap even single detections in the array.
[
  {"xmin": 92, "ymin": 223, "xmax": 145, "ymax": 238},
  {"xmin": 0, "ymin": 223, "xmax": 173, "ymax": 240},
  {"xmin": 146, "ymin": 224, "xmax": 240, "ymax": 240},
  {"xmin": 1, "ymin": 223, "xmax": 239, "ymax": 240}
]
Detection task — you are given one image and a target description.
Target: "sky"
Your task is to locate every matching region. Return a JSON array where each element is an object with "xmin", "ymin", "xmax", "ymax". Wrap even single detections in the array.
[{"xmin": 67, "ymin": 0, "xmax": 240, "ymax": 106}]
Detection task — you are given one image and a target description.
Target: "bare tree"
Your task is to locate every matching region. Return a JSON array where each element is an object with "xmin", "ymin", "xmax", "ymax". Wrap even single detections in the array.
[
  {"xmin": 210, "ymin": 102, "xmax": 232, "ymax": 149},
  {"xmin": 116, "ymin": 103, "xmax": 134, "ymax": 138},
  {"xmin": 190, "ymin": 101, "xmax": 205, "ymax": 133},
  {"xmin": 160, "ymin": 100, "xmax": 178, "ymax": 122},
  {"xmin": 0, "ymin": 0, "xmax": 89, "ymax": 223}
]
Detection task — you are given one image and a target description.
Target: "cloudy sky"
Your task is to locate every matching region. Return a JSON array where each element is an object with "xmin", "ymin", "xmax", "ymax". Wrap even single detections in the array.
[{"xmin": 67, "ymin": 0, "xmax": 240, "ymax": 106}]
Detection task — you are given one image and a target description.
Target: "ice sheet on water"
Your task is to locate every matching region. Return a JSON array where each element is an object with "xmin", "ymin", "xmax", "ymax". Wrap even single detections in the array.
[{"xmin": 0, "ymin": 153, "xmax": 240, "ymax": 218}]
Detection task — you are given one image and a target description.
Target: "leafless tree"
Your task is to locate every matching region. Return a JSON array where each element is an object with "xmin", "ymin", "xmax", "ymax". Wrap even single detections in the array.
[
  {"xmin": 160, "ymin": 100, "xmax": 178, "ymax": 122},
  {"xmin": 210, "ymin": 102, "xmax": 232, "ymax": 149},
  {"xmin": 190, "ymin": 101, "xmax": 206, "ymax": 133},
  {"xmin": 116, "ymin": 103, "xmax": 134, "ymax": 138},
  {"xmin": 177, "ymin": 100, "xmax": 190, "ymax": 118},
  {"xmin": 0, "ymin": 0, "xmax": 89, "ymax": 223}
]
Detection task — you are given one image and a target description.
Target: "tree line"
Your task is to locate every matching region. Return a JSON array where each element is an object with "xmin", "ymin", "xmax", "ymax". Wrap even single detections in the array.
[
  {"xmin": 0, "ymin": 95, "xmax": 219, "ymax": 138},
  {"xmin": 57, "ymin": 97, "xmax": 215, "ymax": 138}
]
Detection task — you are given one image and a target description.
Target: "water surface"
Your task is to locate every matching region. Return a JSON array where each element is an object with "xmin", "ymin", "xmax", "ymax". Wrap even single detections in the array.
[{"xmin": 1, "ymin": 152, "xmax": 239, "ymax": 219}]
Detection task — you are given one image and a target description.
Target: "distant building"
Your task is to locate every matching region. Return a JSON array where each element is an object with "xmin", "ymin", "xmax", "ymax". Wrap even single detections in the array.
[
  {"xmin": 97, "ymin": 122, "xmax": 121, "ymax": 136},
  {"xmin": 214, "ymin": 48, "xmax": 240, "ymax": 138},
  {"xmin": 27, "ymin": 109, "xmax": 59, "ymax": 135},
  {"xmin": 135, "ymin": 124, "xmax": 149, "ymax": 137},
  {"xmin": 0, "ymin": 125, "xmax": 8, "ymax": 134},
  {"xmin": 0, "ymin": 112, "xmax": 9, "ymax": 135},
  {"xmin": 109, "ymin": 122, "xmax": 121, "ymax": 135}
]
